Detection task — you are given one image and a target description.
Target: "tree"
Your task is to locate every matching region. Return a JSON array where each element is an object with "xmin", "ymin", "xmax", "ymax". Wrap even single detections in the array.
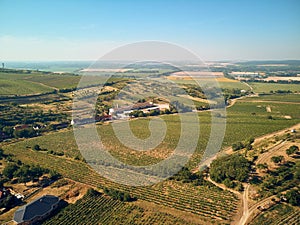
[
  {"xmin": 49, "ymin": 170, "xmax": 61, "ymax": 180},
  {"xmin": 248, "ymin": 137, "xmax": 255, "ymax": 145},
  {"xmin": 2, "ymin": 126, "xmax": 13, "ymax": 136},
  {"xmin": 13, "ymin": 165, "xmax": 31, "ymax": 185},
  {"xmin": 232, "ymin": 142, "xmax": 244, "ymax": 151},
  {"xmin": 223, "ymin": 178, "xmax": 236, "ymax": 188},
  {"xmin": 0, "ymin": 148, "xmax": 4, "ymax": 160},
  {"xmin": 2, "ymin": 163, "xmax": 19, "ymax": 179},
  {"xmin": 285, "ymin": 189, "xmax": 300, "ymax": 206},
  {"xmin": 271, "ymin": 155, "xmax": 284, "ymax": 164},
  {"xmin": 286, "ymin": 145, "xmax": 299, "ymax": 156},
  {"xmin": 210, "ymin": 154, "xmax": 251, "ymax": 183},
  {"xmin": 257, "ymin": 163, "xmax": 268, "ymax": 171},
  {"xmin": 236, "ymin": 182, "xmax": 244, "ymax": 192}
]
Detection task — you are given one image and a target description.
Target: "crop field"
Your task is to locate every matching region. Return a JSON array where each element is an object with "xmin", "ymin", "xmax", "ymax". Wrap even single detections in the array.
[
  {"xmin": 2, "ymin": 140, "xmax": 239, "ymax": 224},
  {"xmin": 0, "ymin": 72, "xmax": 60, "ymax": 95},
  {"xmin": 250, "ymin": 203, "xmax": 300, "ymax": 225},
  {"xmin": 245, "ymin": 93, "xmax": 300, "ymax": 103},
  {"xmin": 1, "ymin": 77, "xmax": 300, "ymax": 224},
  {"xmin": 25, "ymin": 74, "xmax": 81, "ymax": 89},
  {"xmin": 4, "ymin": 96, "xmax": 300, "ymax": 168},
  {"xmin": 0, "ymin": 70, "xmax": 128, "ymax": 96},
  {"xmin": 167, "ymin": 77, "xmax": 250, "ymax": 90},
  {"xmin": 0, "ymin": 78, "xmax": 53, "ymax": 95},
  {"xmin": 223, "ymin": 101, "xmax": 300, "ymax": 147},
  {"xmin": 43, "ymin": 189, "xmax": 229, "ymax": 225},
  {"xmin": 248, "ymin": 82, "xmax": 300, "ymax": 93}
]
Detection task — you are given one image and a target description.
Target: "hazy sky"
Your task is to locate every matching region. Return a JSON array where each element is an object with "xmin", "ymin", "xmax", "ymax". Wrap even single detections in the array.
[{"xmin": 0, "ymin": 0, "xmax": 299, "ymax": 61}]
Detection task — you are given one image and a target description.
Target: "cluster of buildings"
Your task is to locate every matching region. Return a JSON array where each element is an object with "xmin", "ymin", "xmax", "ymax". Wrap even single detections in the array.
[{"xmin": 109, "ymin": 101, "xmax": 170, "ymax": 119}]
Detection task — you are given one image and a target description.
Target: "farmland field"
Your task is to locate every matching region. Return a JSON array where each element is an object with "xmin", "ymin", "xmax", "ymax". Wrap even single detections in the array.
[
  {"xmin": 248, "ymin": 82, "xmax": 300, "ymax": 93},
  {"xmin": 0, "ymin": 71, "xmax": 73, "ymax": 95},
  {"xmin": 0, "ymin": 78, "xmax": 54, "ymax": 95},
  {"xmin": 25, "ymin": 74, "xmax": 81, "ymax": 89},
  {"xmin": 2, "ymin": 139, "xmax": 239, "ymax": 224},
  {"xmin": 167, "ymin": 77, "xmax": 250, "ymax": 90},
  {"xmin": 4, "ymin": 96, "xmax": 300, "ymax": 168},
  {"xmin": 250, "ymin": 203, "xmax": 300, "ymax": 225},
  {"xmin": 244, "ymin": 93, "xmax": 300, "ymax": 103},
  {"xmin": 43, "ymin": 190, "xmax": 206, "ymax": 225},
  {"xmin": 1, "ymin": 69, "xmax": 300, "ymax": 225}
]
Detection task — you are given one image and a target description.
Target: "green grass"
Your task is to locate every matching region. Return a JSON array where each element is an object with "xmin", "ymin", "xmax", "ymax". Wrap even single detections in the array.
[{"xmin": 248, "ymin": 82, "xmax": 300, "ymax": 93}]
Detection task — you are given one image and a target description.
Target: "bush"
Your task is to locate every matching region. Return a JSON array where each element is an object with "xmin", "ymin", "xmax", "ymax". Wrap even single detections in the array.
[
  {"xmin": 232, "ymin": 142, "xmax": 244, "ymax": 151},
  {"xmin": 103, "ymin": 188, "xmax": 137, "ymax": 202},
  {"xmin": 33, "ymin": 144, "xmax": 41, "ymax": 151}
]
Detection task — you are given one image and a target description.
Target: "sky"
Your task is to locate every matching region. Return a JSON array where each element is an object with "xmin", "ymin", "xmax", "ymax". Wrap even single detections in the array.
[{"xmin": 0, "ymin": 0, "xmax": 299, "ymax": 61}]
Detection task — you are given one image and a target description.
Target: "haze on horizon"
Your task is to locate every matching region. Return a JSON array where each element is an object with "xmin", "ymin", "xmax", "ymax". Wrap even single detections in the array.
[{"xmin": 0, "ymin": 0, "xmax": 299, "ymax": 61}]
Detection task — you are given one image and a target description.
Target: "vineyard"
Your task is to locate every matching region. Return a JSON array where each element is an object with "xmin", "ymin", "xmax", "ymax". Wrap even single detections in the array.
[
  {"xmin": 43, "ymin": 190, "xmax": 200, "ymax": 225},
  {"xmin": 6, "ymin": 99, "xmax": 300, "ymax": 169},
  {"xmin": 248, "ymin": 82, "xmax": 300, "ymax": 93},
  {"xmin": 250, "ymin": 203, "xmax": 300, "ymax": 225},
  {"xmin": 2, "ymin": 87, "xmax": 300, "ymax": 224},
  {"xmin": 244, "ymin": 93, "xmax": 300, "ymax": 103},
  {"xmin": 3, "ymin": 140, "xmax": 239, "ymax": 224}
]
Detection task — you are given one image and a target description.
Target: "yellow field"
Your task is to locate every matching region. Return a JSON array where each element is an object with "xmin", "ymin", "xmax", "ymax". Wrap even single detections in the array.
[{"xmin": 167, "ymin": 76, "xmax": 238, "ymax": 82}]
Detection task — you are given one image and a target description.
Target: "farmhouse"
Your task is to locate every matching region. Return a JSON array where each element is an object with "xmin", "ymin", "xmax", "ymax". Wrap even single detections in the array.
[
  {"xmin": 13, "ymin": 195, "xmax": 60, "ymax": 225},
  {"xmin": 111, "ymin": 102, "xmax": 170, "ymax": 119}
]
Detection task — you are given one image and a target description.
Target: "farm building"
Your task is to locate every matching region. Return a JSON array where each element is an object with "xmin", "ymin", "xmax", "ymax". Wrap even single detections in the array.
[
  {"xmin": 111, "ymin": 102, "xmax": 170, "ymax": 119},
  {"xmin": 13, "ymin": 195, "xmax": 60, "ymax": 225}
]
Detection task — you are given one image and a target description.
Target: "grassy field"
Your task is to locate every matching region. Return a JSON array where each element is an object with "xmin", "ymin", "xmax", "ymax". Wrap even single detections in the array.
[{"xmin": 248, "ymin": 82, "xmax": 300, "ymax": 93}]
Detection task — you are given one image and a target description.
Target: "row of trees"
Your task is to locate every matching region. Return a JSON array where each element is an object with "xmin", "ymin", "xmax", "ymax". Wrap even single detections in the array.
[{"xmin": 2, "ymin": 162, "xmax": 60, "ymax": 185}]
